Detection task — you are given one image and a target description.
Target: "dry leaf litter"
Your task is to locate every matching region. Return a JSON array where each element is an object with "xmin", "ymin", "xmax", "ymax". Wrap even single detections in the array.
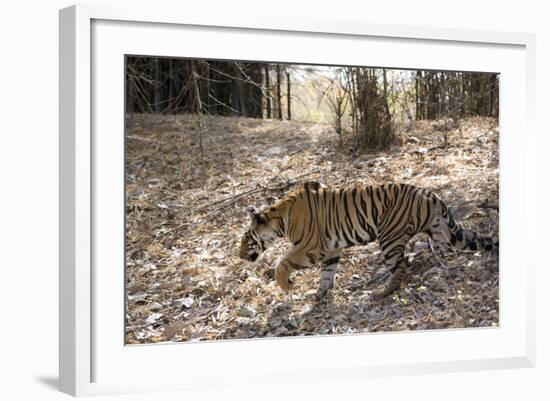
[{"xmin": 125, "ymin": 114, "xmax": 499, "ymax": 344}]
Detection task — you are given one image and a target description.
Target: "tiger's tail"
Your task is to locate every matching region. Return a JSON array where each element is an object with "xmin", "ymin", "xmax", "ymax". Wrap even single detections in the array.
[
  {"xmin": 449, "ymin": 220, "xmax": 498, "ymax": 252},
  {"xmin": 437, "ymin": 198, "xmax": 498, "ymax": 252}
]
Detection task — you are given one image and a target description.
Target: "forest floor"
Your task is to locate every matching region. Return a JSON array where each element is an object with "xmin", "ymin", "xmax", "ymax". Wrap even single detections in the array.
[{"xmin": 125, "ymin": 114, "xmax": 499, "ymax": 344}]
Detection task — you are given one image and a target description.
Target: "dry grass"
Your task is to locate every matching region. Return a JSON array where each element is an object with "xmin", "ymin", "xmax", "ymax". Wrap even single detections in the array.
[{"xmin": 125, "ymin": 114, "xmax": 499, "ymax": 344}]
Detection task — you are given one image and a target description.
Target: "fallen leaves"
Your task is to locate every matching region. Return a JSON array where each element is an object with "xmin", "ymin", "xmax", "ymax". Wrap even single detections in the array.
[
  {"xmin": 125, "ymin": 114, "xmax": 499, "ymax": 344},
  {"xmin": 173, "ymin": 296, "xmax": 194, "ymax": 308}
]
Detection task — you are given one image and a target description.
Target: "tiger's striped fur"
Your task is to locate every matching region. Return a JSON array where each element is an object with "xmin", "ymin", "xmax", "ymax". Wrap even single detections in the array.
[{"xmin": 239, "ymin": 181, "xmax": 498, "ymax": 300}]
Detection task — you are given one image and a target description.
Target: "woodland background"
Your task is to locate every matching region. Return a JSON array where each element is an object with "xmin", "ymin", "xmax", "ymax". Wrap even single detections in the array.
[
  {"xmin": 125, "ymin": 57, "xmax": 499, "ymax": 343},
  {"xmin": 126, "ymin": 58, "xmax": 498, "ymax": 151}
]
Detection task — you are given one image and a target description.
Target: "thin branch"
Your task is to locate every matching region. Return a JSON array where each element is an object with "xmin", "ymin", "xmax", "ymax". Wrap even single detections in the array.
[{"xmin": 428, "ymin": 237, "xmax": 451, "ymax": 270}]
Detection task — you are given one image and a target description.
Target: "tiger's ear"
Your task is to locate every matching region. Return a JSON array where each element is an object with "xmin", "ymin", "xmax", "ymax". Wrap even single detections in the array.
[
  {"xmin": 247, "ymin": 207, "xmax": 265, "ymax": 225},
  {"xmin": 303, "ymin": 180, "xmax": 328, "ymax": 192}
]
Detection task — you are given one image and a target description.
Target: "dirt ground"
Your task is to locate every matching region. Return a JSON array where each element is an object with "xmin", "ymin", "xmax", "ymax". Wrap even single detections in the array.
[{"xmin": 125, "ymin": 114, "xmax": 499, "ymax": 344}]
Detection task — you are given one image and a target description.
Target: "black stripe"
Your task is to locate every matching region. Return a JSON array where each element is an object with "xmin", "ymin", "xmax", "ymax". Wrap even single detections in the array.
[
  {"xmin": 342, "ymin": 191, "xmax": 355, "ymax": 242},
  {"xmin": 420, "ymin": 197, "xmax": 432, "ymax": 231},
  {"xmin": 324, "ymin": 257, "xmax": 340, "ymax": 266},
  {"xmin": 382, "ymin": 188, "xmax": 414, "ymax": 237}
]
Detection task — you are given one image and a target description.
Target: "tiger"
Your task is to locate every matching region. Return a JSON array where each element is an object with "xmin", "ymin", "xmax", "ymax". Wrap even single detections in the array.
[{"xmin": 239, "ymin": 181, "xmax": 498, "ymax": 301}]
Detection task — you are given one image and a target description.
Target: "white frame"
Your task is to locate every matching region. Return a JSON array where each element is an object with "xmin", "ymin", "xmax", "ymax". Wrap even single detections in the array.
[{"xmin": 59, "ymin": 4, "xmax": 536, "ymax": 397}]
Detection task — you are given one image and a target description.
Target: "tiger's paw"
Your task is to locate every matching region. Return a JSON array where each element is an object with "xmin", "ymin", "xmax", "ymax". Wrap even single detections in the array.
[
  {"xmin": 275, "ymin": 267, "xmax": 293, "ymax": 291},
  {"xmin": 314, "ymin": 288, "xmax": 328, "ymax": 302},
  {"xmin": 369, "ymin": 289, "xmax": 388, "ymax": 302}
]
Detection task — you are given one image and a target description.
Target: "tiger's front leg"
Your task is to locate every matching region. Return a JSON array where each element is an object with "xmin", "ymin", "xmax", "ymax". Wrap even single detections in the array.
[
  {"xmin": 274, "ymin": 250, "xmax": 312, "ymax": 291},
  {"xmin": 315, "ymin": 252, "xmax": 342, "ymax": 300}
]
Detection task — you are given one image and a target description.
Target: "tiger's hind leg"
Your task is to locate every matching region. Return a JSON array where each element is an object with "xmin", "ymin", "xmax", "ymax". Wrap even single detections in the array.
[
  {"xmin": 371, "ymin": 236, "xmax": 410, "ymax": 300},
  {"xmin": 315, "ymin": 251, "xmax": 342, "ymax": 301}
]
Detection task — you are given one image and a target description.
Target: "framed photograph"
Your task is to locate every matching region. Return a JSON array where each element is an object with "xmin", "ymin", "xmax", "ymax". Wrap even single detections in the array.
[{"xmin": 59, "ymin": 4, "xmax": 536, "ymax": 396}]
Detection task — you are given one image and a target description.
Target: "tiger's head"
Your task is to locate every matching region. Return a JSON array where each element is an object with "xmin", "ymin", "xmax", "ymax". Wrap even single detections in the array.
[{"xmin": 239, "ymin": 206, "xmax": 282, "ymax": 262}]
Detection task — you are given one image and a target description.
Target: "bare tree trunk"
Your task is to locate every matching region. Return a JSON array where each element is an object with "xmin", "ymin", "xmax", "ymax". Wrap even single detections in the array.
[
  {"xmin": 191, "ymin": 61, "xmax": 204, "ymax": 158},
  {"xmin": 126, "ymin": 71, "xmax": 134, "ymax": 118},
  {"xmin": 334, "ymin": 96, "xmax": 345, "ymax": 149},
  {"xmin": 439, "ymin": 72, "xmax": 445, "ymax": 120},
  {"xmin": 460, "ymin": 73, "xmax": 466, "ymax": 117},
  {"xmin": 286, "ymin": 70, "xmax": 291, "ymax": 120},
  {"xmin": 382, "ymin": 68, "xmax": 392, "ymax": 139},
  {"xmin": 154, "ymin": 58, "xmax": 161, "ymax": 113},
  {"xmin": 415, "ymin": 71, "xmax": 420, "ymax": 120},
  {"xmin": 205, "ymin": 63, "xmax": 211, "ymax": 114},
  {"xmin": 450, "ymin": 72, "xmax": 459, "ymax": 129},
  {"xmin": 276, "ymin": 64, "xmax": 282, "ymax": 120},
  {"xmin": 264, "ymin": 64, "xmax": 271, "ymax": 119},
  {"xmin": 168, "ymin": 59, "xmax": 175, "ymax": 114},
  {"xmin": 350, "ymin": 69, "xmax": 358, "ymax": 139}
]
